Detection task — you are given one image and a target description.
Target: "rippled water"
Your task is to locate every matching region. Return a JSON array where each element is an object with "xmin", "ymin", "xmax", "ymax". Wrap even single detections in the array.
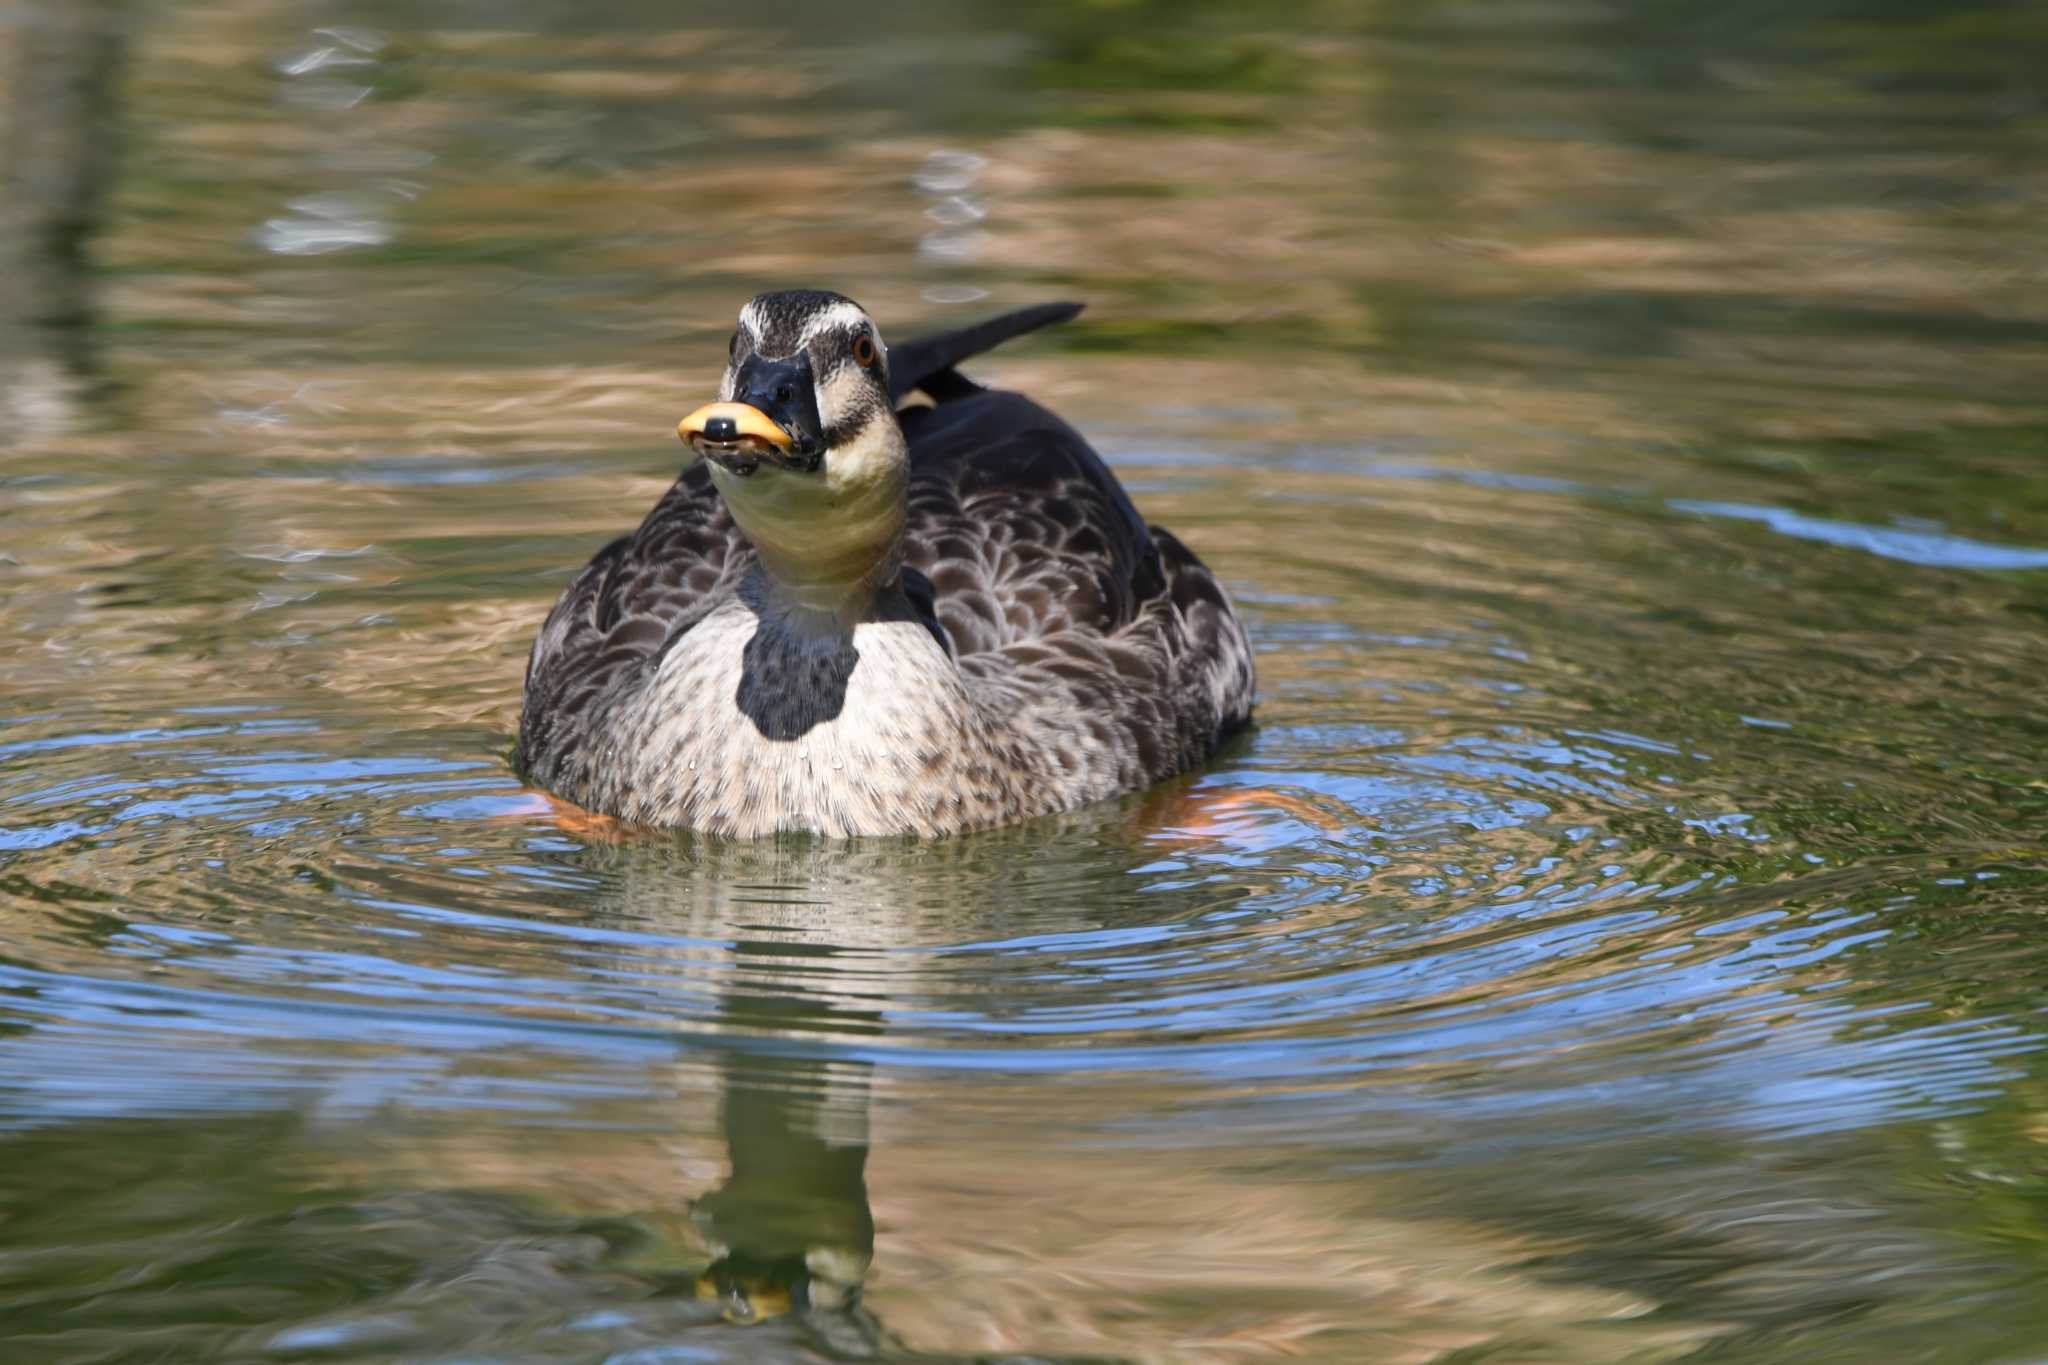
[{"xmin": 4, "ymin": 1, "xmax": 2048, "ymax": 1360}]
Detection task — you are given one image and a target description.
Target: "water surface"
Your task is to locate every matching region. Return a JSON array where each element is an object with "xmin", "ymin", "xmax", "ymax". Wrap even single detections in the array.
[{"xmin": 4, "ymin": 2, "xmax": 2048, "ymax": 1360}]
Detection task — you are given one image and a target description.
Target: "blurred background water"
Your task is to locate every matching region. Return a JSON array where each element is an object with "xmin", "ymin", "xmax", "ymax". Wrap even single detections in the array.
[{"xmin": 3, "ymin": 1, "xmax": 2047, "ymax": 1360}]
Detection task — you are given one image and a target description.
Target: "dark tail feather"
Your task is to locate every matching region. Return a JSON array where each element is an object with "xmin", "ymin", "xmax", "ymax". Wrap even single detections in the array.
[{"xmin": 888, "ymin": 300, "xmax": 1084, "ymax": 405}]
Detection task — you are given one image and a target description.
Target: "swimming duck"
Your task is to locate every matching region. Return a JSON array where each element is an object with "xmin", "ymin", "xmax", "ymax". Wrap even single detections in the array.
[{"xmin": 518, "ymin": 290, "xmax": 1254, "ymax": 837}]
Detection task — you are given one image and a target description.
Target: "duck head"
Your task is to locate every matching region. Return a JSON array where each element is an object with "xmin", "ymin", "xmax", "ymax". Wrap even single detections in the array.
[{"xmin": 679, "ymin": 290, "xmax": 908, "ymax": 614}]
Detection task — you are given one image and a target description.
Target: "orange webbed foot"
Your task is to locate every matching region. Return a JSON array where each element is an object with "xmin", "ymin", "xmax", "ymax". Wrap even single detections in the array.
[
  {"xmin": 493, "ymin": 789, "xmax": 634, "ymax": 842},
  {"xmin": 1133, "ymin": 781, "xmax": 1353, "ymax": 849}
]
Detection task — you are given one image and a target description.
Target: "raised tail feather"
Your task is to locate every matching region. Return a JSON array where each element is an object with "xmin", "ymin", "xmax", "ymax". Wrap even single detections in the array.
[{"xmin": 888, "ymin": 300, "xmax": 1084, "ymax": 405}]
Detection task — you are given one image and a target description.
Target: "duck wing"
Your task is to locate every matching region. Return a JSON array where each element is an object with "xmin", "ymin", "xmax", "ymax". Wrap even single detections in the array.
[
  {"xmin": 893, "ymin": 299, "xmax": 1253, "ymax": 777},
  {"xmin": 901, "ymin": 390, "xmax": 1160, "ymax": 657},
  {"xmin": 889, "ymin": 299, "xmax": 1171, "ymax": 654},
  {"xmin": 518, "ymin": 460, "xmax": 750, "ymax": 767},
  {"xmin": 899, "ymin": 387, "xmax": 1255, "ymax": 782}
]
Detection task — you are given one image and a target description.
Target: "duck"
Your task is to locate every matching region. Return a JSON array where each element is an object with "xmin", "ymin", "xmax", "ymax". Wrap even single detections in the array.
[{"xmin": 517, "ymin": 290, "xmax": 1255, "ymax": 837}]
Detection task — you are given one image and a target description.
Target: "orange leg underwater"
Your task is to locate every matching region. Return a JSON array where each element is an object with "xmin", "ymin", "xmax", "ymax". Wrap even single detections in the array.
[
  {"xmin": 1130, "ymin": 777, "xmax": 1351, "ymax": 848},
  {"xmin": 494, "ymin": 789, "xmax": 633, "ymax": 842}
]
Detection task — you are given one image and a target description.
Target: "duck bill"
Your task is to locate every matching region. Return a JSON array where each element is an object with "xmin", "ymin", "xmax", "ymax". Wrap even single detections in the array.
[{"xmin": 678, "ymin": 401, "xmax": 798, "ymax": 477}]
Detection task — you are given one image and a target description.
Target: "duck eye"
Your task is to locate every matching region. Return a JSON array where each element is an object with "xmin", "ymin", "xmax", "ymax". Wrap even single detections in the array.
[{"xmin": 851, "ymin": 333, "xmax": 876, "ymax": 367}]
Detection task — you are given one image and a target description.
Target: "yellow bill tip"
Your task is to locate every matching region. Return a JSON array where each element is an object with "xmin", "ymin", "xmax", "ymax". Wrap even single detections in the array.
[{"xmin": 677, "ymin": 401, "xmax": 793, "ymax": 450}]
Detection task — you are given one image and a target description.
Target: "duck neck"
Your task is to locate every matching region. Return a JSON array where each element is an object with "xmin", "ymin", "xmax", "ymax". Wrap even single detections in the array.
[
  {"xmin": 744, "ymin": 481, "xmax": 905, "ymax": 622},
  {"xmin": 710, "ymin": 422, "xmax": 910, "ymax": 624}
]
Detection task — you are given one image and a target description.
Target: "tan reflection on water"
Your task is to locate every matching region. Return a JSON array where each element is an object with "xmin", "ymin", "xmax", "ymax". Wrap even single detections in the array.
[
  {"xmin": 64, "ymin": 0, "xmax": 2044, "ymax": 483},
  {"xmin": 322, "ymin": 1115, "xmax": 1718, "ymax": 1363}
]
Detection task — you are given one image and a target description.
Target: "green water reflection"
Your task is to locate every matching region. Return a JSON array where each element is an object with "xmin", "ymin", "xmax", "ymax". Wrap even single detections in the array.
[{"xmin": 3, "ymin": 0, "xmax": 2048, "ymax": 1360}]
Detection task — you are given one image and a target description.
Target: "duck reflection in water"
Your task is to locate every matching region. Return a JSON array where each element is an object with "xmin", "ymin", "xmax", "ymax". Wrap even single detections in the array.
[
  {"xmin": 0, "ymin": 0, "xmax": 128, "ymax": 434},
  {"xmin": 689, "ymin": 1020, "xmax": 875, "ymax": 1328},
  {"xmin": 569, "ymin": 791, "xmax": 1259, "ymax": 1344}
]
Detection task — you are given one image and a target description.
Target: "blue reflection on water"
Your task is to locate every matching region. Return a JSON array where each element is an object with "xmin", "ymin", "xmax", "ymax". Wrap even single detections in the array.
[{"xmin": 1673, "ymin": 499, "xmax": 2048, "ymax": 570}]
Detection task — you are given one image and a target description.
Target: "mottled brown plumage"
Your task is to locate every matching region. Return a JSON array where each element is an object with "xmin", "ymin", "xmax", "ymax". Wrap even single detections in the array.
[{"xmin": 518, "ymin": 294, "xmax": 1254, "ymax": 837}]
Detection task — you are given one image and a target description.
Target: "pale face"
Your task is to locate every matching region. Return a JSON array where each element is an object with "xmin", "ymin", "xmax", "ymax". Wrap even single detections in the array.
[{"xmin": 718, "ymin": 293, "xmax": 890, "ymax": 450}]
